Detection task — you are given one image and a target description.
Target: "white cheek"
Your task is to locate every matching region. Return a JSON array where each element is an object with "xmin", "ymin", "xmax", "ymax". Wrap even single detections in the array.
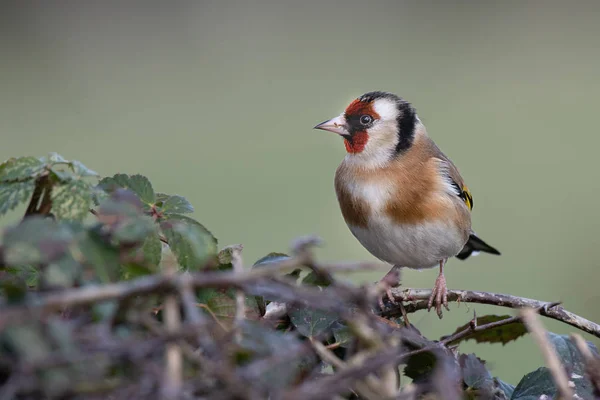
[{"xmin": 372, "ymin": 99, "xmax": 399, "ymax": 121}]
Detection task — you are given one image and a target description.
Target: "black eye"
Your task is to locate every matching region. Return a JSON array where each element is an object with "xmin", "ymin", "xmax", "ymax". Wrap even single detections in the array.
[{"xmin": 360, "ymin": 115, "xmax": 373, "ymax": 125}]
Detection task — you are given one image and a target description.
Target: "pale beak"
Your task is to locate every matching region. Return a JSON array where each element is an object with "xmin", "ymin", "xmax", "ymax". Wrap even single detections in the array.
[{"xmin": 313, "ymin": 115, "xmax": 349, "ymax": 136}]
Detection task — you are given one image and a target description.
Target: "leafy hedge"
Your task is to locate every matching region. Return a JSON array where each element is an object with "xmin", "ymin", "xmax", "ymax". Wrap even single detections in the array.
[{"xmin": 0, "ymin": 153, "xmax": 598, "ymax": 399}]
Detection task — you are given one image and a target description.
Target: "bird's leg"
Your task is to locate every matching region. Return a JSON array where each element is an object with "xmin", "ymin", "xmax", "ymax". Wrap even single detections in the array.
[
  {"xmin": 427, "ymin": 259, "xmax": 450, "ymax": 318},
  {"xmin": 377, "ymin": 265, "xmax": 401, "ymax": 310}
]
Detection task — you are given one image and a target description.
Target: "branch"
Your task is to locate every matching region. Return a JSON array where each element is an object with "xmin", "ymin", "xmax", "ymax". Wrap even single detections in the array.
[{"xmin": 384, "ymin": 288, "xmax": 600, "ymax": 339}]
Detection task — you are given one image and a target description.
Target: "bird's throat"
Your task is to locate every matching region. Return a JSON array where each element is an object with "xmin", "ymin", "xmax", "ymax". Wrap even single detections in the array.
[{"xmin": 344, "ymin": 131, "xmax": 369, "ymax": 154}]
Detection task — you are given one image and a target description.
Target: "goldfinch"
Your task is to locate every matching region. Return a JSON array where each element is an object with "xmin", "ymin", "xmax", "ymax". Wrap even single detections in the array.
[{"xmin": 314, "ymin": 91, "xmax": 500, "ymax": 317}]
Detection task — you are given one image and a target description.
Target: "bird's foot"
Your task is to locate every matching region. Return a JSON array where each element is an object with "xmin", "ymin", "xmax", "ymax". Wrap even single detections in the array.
[
  {"xmin": 377, "ymin": 267, "xmax": 401, "ymax": 310},
  {"xmin": 427, "ymin": 271, "xmax": 449, "ymax": 319}
]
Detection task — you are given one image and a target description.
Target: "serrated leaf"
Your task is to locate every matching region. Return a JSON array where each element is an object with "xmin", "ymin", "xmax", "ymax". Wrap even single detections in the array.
[
  {"xmin": 512, "ymin": 367, "xmax": 555, "ymax": 400},
  {"xmin": 548, "ymin": 332, "xmax": 599, "ymax": 373},
  {"xmin": 142, "ymin": 232, "xmax": 162, "ymax": 268},
  {"xmin": 161, "ymin": 217, "xmax": 217, "ymax": 270},
  {"xmin": 51, "ymin": 179, "xmax": 93, "ymax": 221},
  {"xmin": 44, "ymin": 152, "xmax": 68, "ymax": 164},
  {"xmin": 5, "ymin": 264, "xmax": 39, "ymax": 287},
  {"xmin": 288, "ymin": 306, "xmax": 338, "ymax": 338},
  {"xmin": 444, "ymin": 315, "xmax": 527, "ymax": 346},
  {"xmin": 460, "ymin": 353, "xmax": 494, "ymax": 396},
  {"xmin": 3, "ymin": 216, "xmax": 73, "ymax": 265},
  {"xmin": 0, "ymin": 156, "xmax": 45, "ymax": 182},
  {"xmin": 164, "ymin": 213, "xmax": 218, "ymax": 244},
  {"xmin": 404, "ymin": 351, "xmax": 437, "ymax": 382},
  {"xmin": 161, "ymin": 195, "xmax": 194, "ymax": 214},
  {"xmin": 0, "ymin": 181, "xmax": 35, "ymax": 216},
  {"xmin": 99, "ymin": 174, "xmax": 155, "ymax": 208},
  {"xmin": 69, "ymin": 160, "xmax": 98, "ymax": 177}
]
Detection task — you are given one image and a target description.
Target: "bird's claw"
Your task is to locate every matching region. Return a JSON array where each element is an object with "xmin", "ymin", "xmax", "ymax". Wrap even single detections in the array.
[{"xmin": 427, "ymin": 273, "xmax": 449, "ymax": 318}]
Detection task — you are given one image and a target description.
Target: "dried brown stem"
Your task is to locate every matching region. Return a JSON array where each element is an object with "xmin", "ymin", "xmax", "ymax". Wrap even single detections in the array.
[
  {"xmin": 521, "ymin": 308, "xmax": 573, "ymax": 399},
  {"xmin": 384, "ymin": 288, "xmax": 600, "ymax": 339}
]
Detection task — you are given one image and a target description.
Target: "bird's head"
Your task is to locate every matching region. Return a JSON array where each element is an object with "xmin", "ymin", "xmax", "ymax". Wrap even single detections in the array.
[{"xmin": 314, "ymin": 91, "xmax": 418, "ymax": 166}]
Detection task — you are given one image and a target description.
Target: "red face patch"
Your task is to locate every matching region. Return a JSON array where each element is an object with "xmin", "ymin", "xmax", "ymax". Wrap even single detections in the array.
[
  {"xmin": 342, "ymin": 99, "xmax": 380, "ymax": 154},
  {"xmin": 344, "ymin": 131, "xmax": 369, "ymax": 153}
]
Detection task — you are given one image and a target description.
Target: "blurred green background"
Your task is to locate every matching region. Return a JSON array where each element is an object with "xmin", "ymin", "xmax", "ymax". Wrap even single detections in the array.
[{"xmin": 1, "ymin": 1, "xmax": 599, "ymax": 384}]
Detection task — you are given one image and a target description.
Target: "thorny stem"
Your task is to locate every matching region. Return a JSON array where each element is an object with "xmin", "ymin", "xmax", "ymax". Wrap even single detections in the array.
[{"xmin": 384, "ymin": 288, "xmax": 600, "ymax": 339}]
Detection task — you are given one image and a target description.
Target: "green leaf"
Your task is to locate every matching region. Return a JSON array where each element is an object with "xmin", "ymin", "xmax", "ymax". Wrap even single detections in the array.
[
  {"xmin": 121, "ymin": 262, "xmax": 154, "ymax": 280},
  {"xmin": 5, "ymin": 264, "xmax": 39, "ymax": 287},
  {"xmin": 0, "ymin": 275, "xmax": 28, "ymax": 303},
  {"xmin": 288, "ymin": 306, "xmax": 338, "ymax": 338},
  {"xmin": 3, "ymin": 216, "xmax": 73, "ymax": 265},
  {"xmin": 69, "ymin": 160, "xmax": 98, "ymax": 177},
  {"xmin": 548, "ymin": 331, "xmax": 599, "ymax": 372},
  {"xmin": 51, "ymin": 179, "xmax": 93, "ymax": 221},
  {"xmin": 237, "ymin": 321, "xmax": 317, "ymax": 388},
  {"xmin": 161, "ymin": 217, "xmax": 217, "ymax": 270},
  {"xmin": 99, "ymin": 174, "xmax": 155, "ymax": 208},
  {"xmin": 460, "ymin": 353, "xmax": 494, "ymax": 397},
  {"xmin": 332, "ymin": 323, "xmax": 353, "ymax": 348},
  {"xmin": 302, "ymin": 271, "xmax": 332, "ymax": 287},
  {"xmin": 43, "ymin": 152, "xmax": 68, "ymax": 164},
  {"xmin": 112, "ymin": 215, "xmax": 155, "ymax": 244},
  {"xmin": 0, "ymin": 181, "xmax": 35, "ymax": 216},
  {"xmin": 161, "ymin": 195, "xmax": 194, "ymax": 214},
  {"xmin": 77, "ymin": 230, "xmax": 121, "ymax": 283},
  {"xmin": 444, "ymin": 315, "xmax": 527, "ymax": 346},
  {"xmin": 404, "ymin": 351, "xmax": 437, "ymax": 382},
  {"xmin": 512, "ymin": 367, "xmax": 555, "ymax": 400},
  {"xmin": 0, "ymin": 156, "xmax": 45, "ymax": 182},
  {"xmin": 142, "ymin": 232, "xmax": 162, "ymax": 268}
]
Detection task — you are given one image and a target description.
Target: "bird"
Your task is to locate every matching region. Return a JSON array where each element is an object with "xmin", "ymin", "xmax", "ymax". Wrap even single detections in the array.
[{"xmin": 314, "ymin": 91, "xmax": 500, "ymax": 317}]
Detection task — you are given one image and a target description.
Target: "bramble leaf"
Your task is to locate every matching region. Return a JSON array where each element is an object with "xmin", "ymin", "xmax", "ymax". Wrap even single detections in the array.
[
  {"xmin": 444, "ymin": 315, "xmax": 527, "ymax": 346},
  {"xmin": 0, "ymin": 181, "xmax": 35, "ymax": 216},
  {"xmin": 99, "ymin": 174, "xmax": 155, "ymax": 209},
  {"xmin": 512, "ymin": 367, "xmax": 555, "ymax": 400},
  {"xmin": 161, "ymin": 218, "xmax": 217, "ymax": 270},
  {"xmin": 0, "ymin": 156, "xmax": 45, "ymax": 182},
  {"xmin": 51, "ymin": 179, "xmax": 93, "ymax": 221},
  {"xmin": 160, "ymin": 195, "xmax": 194, "ymax": 214},
  {"xmin": 288, "ymin": 306, "xmax": 337, "ymax": 338}
]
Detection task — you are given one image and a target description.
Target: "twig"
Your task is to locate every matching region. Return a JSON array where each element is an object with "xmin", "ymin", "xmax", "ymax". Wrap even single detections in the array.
[
  {"xmin": 160, "ymin": 249, "xmax": 182, "ymax": 400},
  {"xmin": 227, "ymin": 244, "xmax": 246, "ymax": 332},
  {"xmin": 384, "ymin": 288, "xmax": 600, "ymax": 339},
  {"xmin": 521, "ymin": 308, "xmax": 573, "ymax": 399},
  {"xmin": 570, "ymin": 333, "xmax": 600, "ymax": 397}
]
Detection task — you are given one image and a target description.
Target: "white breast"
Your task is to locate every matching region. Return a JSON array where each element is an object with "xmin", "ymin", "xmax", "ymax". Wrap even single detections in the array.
[
  {"xmin": 349, "ymin": 217, "xmax": 464, "ymax": 269},
  {"xmin": 343, "ymin": 179, "xmax": 465, "ymax": 269}
]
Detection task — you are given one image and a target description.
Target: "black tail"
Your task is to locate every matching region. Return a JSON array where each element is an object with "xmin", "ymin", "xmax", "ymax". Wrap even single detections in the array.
[{"xmin": 456, "ymin": 233, "xmax": 501, "ymax": 260}]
